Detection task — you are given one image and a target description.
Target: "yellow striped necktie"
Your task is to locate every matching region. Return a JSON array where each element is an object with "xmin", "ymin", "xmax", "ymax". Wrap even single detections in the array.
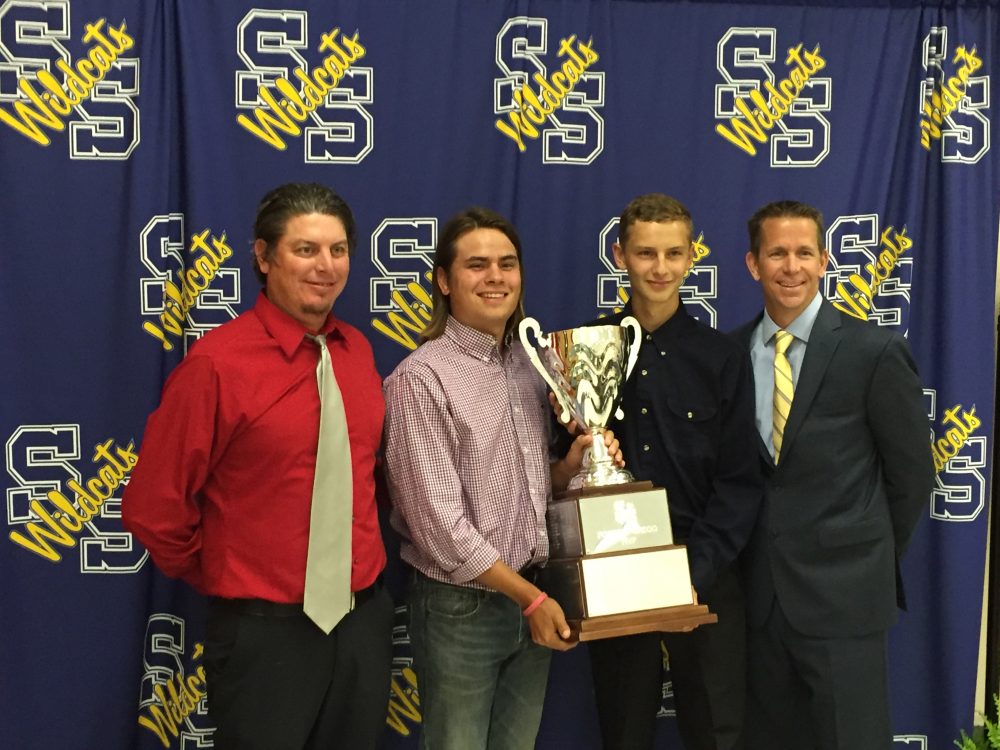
[{"xmin": 772, "ymin": 330, "xmax": 795, "ymax": 464}]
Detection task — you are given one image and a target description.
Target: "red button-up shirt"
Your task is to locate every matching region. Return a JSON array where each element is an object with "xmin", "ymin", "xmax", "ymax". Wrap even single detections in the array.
[{"xmin": 123, "ymin": 292, "xmax": 386, "ymax": 601}]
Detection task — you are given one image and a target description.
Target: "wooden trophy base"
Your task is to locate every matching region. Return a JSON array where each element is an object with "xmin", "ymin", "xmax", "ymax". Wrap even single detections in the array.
[
  {"xmin": 569, "ymin": 603, "xmax": 718, "ymax": 642},
  {"xmin": 543, "ymin": 479, "xmax": 717, "ymax": 642}
]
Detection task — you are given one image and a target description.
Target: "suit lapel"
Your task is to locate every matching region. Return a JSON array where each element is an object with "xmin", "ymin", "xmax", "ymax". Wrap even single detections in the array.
[{"xmin": 779, "ymin": 301, "xmax": 842, "ymax": 460}]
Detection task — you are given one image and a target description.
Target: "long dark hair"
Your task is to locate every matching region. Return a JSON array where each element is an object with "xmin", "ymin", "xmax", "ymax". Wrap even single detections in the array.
[{"xmin": 421, "ymin": 207, "xmax": 525, "ymax": 342}]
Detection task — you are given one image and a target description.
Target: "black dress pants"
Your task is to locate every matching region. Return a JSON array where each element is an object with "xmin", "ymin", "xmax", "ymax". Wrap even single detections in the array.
[
  {"xmin": 589, "ymin": 565, "xmax": 746, "ymax": 750},
  {"xmin": 204, "ymin": 581, "xmax": 394, "ymax": 750},
  {"xmin": 745, "ymin": 597, "xmax": 890, "ymax": 750}
]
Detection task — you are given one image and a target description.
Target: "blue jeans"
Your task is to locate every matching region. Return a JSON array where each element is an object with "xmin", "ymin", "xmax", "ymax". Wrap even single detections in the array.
[{"xmin": 408, "ymin": 573, "xmax": 552, "ymax": 750}]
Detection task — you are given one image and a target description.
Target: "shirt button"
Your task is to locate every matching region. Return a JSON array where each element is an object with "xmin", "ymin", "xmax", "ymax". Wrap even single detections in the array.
[
  {"xmin": 645, "ymin": 334, "xmax": 652, "ymax": 341},
  {"xmin": 687, "ymin": 411, "xmax": 693, "ymax": 419},
  {"xmin": 641, "ymin": 407, "xmax": 648, "ymax": 415},
  {"xmin": 660, "ymin": 351, "xmax": 666, "ymax": 357},
  {"xmin": 643, "ymin": 444, "xmax": 650, "ymax": 452},
  {"xmin": 641, "ymin": 369, "xmax": 648, "ymax": 376}
]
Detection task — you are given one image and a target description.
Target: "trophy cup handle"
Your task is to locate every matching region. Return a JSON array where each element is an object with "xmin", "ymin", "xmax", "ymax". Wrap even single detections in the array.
[
  {"xmin": 518, "ymin": 317, "xmax": 573, "ymax": 424},
  {"xmin": 615, "ymin": 316, "xmax": 643, "ymax": 421},
  {"xmin": 621, "ymin": 315, "xmax": 642, "ymax": 381}
]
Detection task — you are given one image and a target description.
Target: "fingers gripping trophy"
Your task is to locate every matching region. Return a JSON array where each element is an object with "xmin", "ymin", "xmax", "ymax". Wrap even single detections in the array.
[{"xmin": 519, "ymin": 316, "xmax": 717, "ymax": 640}]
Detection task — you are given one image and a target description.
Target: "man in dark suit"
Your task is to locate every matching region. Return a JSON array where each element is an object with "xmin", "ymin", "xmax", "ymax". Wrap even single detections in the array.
[{"xmin": 733, "ymin": 200, "xmax": 934, "ymax": 750}]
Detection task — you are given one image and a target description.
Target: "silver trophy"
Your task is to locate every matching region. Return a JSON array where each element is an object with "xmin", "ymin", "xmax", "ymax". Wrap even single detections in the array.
[
  {"xmin": 518, "ymin": 316, "xmax": 714, "ymax": 641},
  {"xmin": 518, "ymin": 316, "xmax": 642, "ymax": 488}
]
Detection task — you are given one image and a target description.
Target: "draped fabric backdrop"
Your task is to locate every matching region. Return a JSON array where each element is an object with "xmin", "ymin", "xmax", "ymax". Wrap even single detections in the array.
[{"xmin": 1, "ymin": 1, "xmax": 996, "ymax": 748}]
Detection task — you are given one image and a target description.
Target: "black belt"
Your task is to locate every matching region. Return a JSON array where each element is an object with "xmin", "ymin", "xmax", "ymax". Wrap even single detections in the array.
[
  {"xmin": 411, "ymin": 565, "xmax": 539, "ymax": 587},
  {"xmin": 215, "ymin": 576, "xmax": 382, "ymax": 617},
  {"xmin": 410, "ymin": 567, "xmax": 540, "ymax": 597}
]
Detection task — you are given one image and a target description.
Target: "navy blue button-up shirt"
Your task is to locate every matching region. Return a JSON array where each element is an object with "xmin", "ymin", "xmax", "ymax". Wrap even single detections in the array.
[{"xmin": 593, "ymin": 304, "xmax": 762, "ymax": 595}]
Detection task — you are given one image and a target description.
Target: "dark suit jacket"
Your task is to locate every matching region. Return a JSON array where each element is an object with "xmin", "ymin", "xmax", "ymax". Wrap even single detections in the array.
[{"xmin": 734, "ymin": 301, "xmax": 934, "ymax": 638}]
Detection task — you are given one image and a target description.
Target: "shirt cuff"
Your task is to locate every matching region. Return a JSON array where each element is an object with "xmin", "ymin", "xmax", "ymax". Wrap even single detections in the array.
[
  {"xmin": 688, "ymin": 550, "xmax": 713, "ymax": 598},
  {"xmin": 449, "ymin": 546, "xmax": 502, "ymax": 585}
]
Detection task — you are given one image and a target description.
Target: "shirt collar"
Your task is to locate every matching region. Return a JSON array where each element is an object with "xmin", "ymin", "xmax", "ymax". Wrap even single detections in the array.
[
  {"xmin": 622, "ymin": 300, "xmax": 692, "ymax": 347},
  {"xmin": 253, "ymin": 291, "xmax": 342, "ymax": 358},
  {"xmin": 760, "ymin": 290, "xmax": 823, "ymax": 345},
  {"xmin": 444, "ymin": 315, "xmax": 506, "ymax": 362}
]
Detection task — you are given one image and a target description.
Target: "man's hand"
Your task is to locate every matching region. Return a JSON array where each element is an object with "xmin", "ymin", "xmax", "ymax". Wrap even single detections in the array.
[
  {"xmin": 565, "ymin": 429, "xmax": 624, "ymax": 467},
  {"xmin": 475, "ymin": 562, "xmax": 576, "ymax": 650},
  {"xmin": 552, "ymin": 428, "xmax": 625, "ymax": 492},
  {"xmin": 526, "ymin": 596, "xmax": 578, "ymax": 651}
]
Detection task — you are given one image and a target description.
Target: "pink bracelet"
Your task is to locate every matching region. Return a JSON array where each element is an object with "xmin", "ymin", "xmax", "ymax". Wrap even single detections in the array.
[{"xmin": 523, "ymin": 592, "xmax": 548, "ymax": 617}]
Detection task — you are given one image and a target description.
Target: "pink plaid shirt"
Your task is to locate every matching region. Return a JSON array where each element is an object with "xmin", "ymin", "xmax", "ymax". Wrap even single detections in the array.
[{"xmin": 384, "ymin": 316, "xmax": 554, "ymax": 589}]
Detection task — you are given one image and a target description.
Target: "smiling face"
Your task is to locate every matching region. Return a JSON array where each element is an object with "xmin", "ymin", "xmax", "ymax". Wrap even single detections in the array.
[
  {"xmin": 613, "ymin": 219, "xmax": 693, "ymax": 326},
  {"xmin": 746, "ymin": 216, "xmax": 829, "ymax": 328},
  {"xmin": 254, "ymin": 212, "xmax": 350, "ymax": 331},
  {"xmin": 436, "ymin": 227, "xmax": 521, "ymax": 341}
]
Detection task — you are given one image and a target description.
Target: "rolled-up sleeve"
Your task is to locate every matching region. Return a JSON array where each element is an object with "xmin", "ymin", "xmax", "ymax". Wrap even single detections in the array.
[{"xmin": 383, "ymin": 364, "xmax": 500, "ymax": 583}]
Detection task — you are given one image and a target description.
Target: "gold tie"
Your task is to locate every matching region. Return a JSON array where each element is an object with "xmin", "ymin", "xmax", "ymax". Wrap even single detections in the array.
[
  {"xmin": 772, "ymin": 330, "xmax": 794, "ymax": 464},
  {"xmin": 303, "ymin": 333, "xmax": 354, "ymax": 634}
]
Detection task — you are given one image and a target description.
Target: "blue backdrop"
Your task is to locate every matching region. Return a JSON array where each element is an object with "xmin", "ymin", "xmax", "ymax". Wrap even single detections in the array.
[{"xmin": 1, "ymin": 1, "xmax": 996, "ymax": 748}]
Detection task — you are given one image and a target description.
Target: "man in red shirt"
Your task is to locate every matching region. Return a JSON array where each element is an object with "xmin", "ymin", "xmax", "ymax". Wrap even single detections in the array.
[{"xmin": 123, "ymin": 183, "xmax": 393, "ymax": 749}]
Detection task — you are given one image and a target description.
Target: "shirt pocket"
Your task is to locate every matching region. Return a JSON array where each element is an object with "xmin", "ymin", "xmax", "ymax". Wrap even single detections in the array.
[
  {"xmin": 423, "ymin": 582, "xmax": 483, "ymax": 619},
  {"xmin": 663, "ymin": 396, "xmax": 719, "ymax": 457}
]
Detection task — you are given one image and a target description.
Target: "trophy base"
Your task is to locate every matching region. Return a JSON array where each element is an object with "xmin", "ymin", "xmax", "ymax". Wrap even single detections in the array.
[
  {"xmin": 548, "ymin": 481, "xmax": 669, "ymax": 559},
  {"xmin": 540, "ymin": 543, "xmax": 695, "ymax": 618},
  {"xmin": 569, "ymin": 603, "xmax": 718, "ymax": 642},
  {"xmin": 541, "ymin": 481, "xmax": 715, "ymax": 642}
]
